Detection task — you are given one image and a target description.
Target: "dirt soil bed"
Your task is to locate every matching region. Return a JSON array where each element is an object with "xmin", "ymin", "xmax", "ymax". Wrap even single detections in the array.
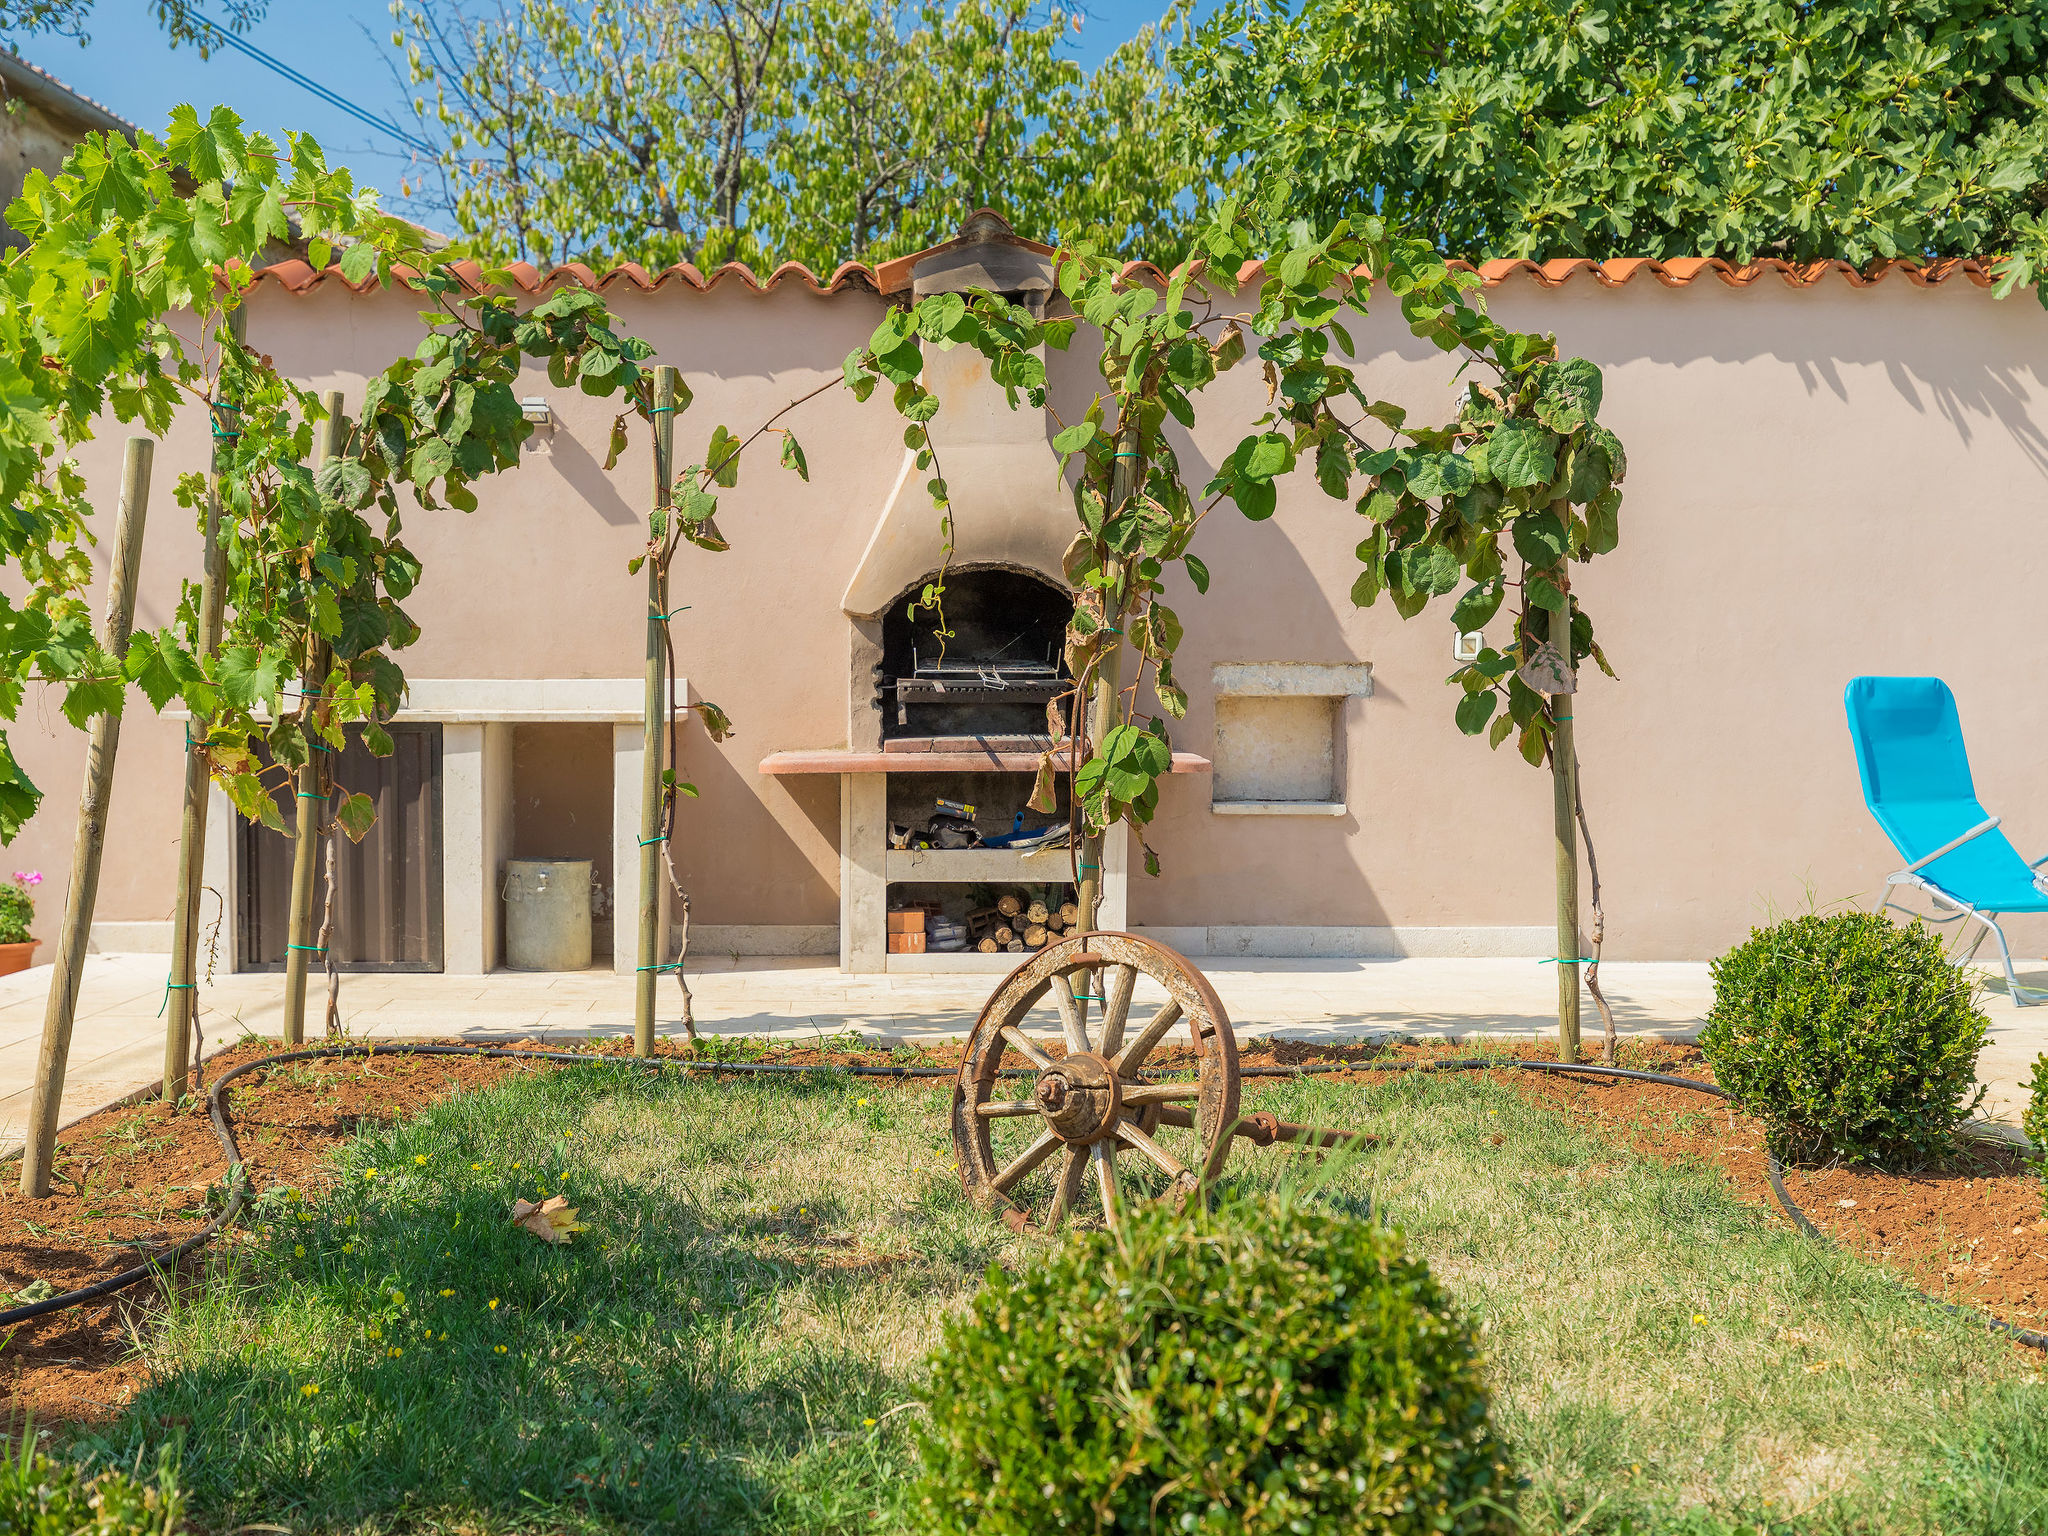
[{"xmin": 0, "ymin": 1033, "xmax": 2039, "ymax": 1424}]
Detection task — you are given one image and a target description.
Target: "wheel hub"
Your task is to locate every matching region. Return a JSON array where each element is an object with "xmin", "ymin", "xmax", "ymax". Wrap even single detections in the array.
[{"xmin": 1034, "ymin": 1052, "xmax": 1122, "ymax": 1142}]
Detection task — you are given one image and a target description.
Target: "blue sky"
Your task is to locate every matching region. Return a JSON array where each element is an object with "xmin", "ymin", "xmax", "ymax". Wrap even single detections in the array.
[{"xmin": 27, "ymin": 0, "xmax": 1195, "ymax": 227}]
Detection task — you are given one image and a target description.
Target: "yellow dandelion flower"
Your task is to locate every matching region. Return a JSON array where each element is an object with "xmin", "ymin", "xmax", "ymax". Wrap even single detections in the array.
[
  {"xmin": 388, "ymin": 1347, "xmax": 403, "ymax": 1358},
  {"xmin": 389, "ymin": 1289, "xmax": 406, "ymax": 1305},
  {"xmin": 440, "ymin": 1288, "xmax": 455, "ymax": 1297},
  {"xmin": 415, "ymin": 1154, "xmax": 428, "ymax": 1165},
  {"xmin": 300, "ymin": 1383, "xmax": 320, "ymax": 1398},
  {"xmin": 1692, "ymin": 1314, "xmax": 1708, "ymax": 1326},
  {"xmin": 512, "ymin": 1162, "xmax": 522, "ymax": 1170},
  {"xmin": 364, "ymin": 1167, "xmax": 379, "ymax": 1179},
  {"xmin": 862, "ymin": 1418, "xmax": 876, "ymax": 1427},
  {"xmin": 367, "ymin": 1325, "xmax": 383, "ymax": 1340},
  {"xmin": 342, "ymin": 1242, "xmax": 355, "ymax": 1253},
  {"xmin": 494, "ymin": 1344, "xmax": 508, "ymax": 1355},
  {"xmin": 857, "ymin": 1098, "xmax": 870, "ymax": 1107},
  {"xmin": 489, "ymin": 1297, "xmax": 499, "ymax": 1310},
  {"xmin": 471, "ymin": 1163, "xmax": 482, "ymax": 1171},
  {"xmin": 439, "ymin": 1332, "xmax": 448, "ymax": 1341}
]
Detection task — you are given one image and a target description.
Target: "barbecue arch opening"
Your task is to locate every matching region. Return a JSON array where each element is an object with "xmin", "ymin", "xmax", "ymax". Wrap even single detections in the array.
[{"xmin": 877, "ymin": 564, "xmax": 1072, "ymax": 743}]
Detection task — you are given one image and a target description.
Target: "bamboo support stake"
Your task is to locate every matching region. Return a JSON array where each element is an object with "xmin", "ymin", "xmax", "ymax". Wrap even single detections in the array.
[
  {"xmin": 280, "ymin": 391, "xmax": 347, "ymax": 1046},
  {"xmin": 164, "ymin": 309, "xmax": 246, "ymax": 1101},
  {"xmin": 1075, "ymin": 416, "xmax": 1142, "ymax": 932},
  {"xmin": 20, "ymin": 439, "xmax": 155, "ymax": 1197},
  {"xmin": 634, "ymin": 367, "xmax": 678, "ymax": 1055},
  {"xmin": 1549, "ymin": 587, "xmax": 1582, "ymax": 1066}
]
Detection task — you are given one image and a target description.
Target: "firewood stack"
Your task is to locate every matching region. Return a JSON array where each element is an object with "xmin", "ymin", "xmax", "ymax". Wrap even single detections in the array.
[{"xmin": 968, "ymin": 886, "xmax": 1083, "ymax": 953}]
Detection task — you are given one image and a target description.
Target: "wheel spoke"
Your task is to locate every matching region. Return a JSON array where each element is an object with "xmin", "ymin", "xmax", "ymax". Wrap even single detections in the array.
[
  {"xmin": 1096, "ymin": 964, "xmax": 1138, "ymax": 1058},
  {"xmin": 1112, "ymin": 1000, "xmax": 1183, "ymax": 1076},
  {"xmin": 1153, "ymin": 1105, "xmax": 1194, "ymax": 1129},
  {"xmin": 1121, "ymin": 1083, "xmax": 1199, "ymax": 1106},
  {"xmin": 1115, "ymin": 1118, "xmax": 1189, "ymax": 1179},
  {"xmin": 976, "ymin": 1098, "xmax": 1042, "ymax": 1118},
  {"xmin": 1000, "ymin": 1026, "xmax": 1055, "ymax": 1070},
  {"xmin": 990, "ymin": 1129, "xmax": 1061, "ymax": 1194},
  {"xmin": 1090, "ymin": 1141, "xmax": 1120, "ymax": 1232},
  {"xmin": 1051, "ymin": 972, "xmax": 1089, "ymax": 1054},
  {"xmin": 1045, "ymin": 1146, "xmax": 1087, "ymax": 1230}
]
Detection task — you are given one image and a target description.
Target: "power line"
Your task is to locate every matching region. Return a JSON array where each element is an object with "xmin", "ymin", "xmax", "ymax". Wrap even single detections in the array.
[{"xmin": 192, "ymin": 14, "xmax": 436, "ymax": 158}]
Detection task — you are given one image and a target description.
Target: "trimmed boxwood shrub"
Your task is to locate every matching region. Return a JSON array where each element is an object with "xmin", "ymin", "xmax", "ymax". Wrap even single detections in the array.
[
  {"xmin": 916, "ymin": 1193, "xmax": 1514, "ymax": 1536},
  {"xmin": 0, "ymin": 1437, "xmax": 182, "ymax": 1534},
  {"xmin": 1699, "ymin": 912, "xmax": 1988, "ymax": 1163}
]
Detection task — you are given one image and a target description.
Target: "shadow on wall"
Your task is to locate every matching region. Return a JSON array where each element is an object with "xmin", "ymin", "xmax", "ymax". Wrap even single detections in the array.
[
  {"xmin": 1514, "ymin": 283, "xmax": 2048, "ymax": 476},
  {"xmin": 673, "ymin": 724, "xmax": 839, "ymax": 928}
]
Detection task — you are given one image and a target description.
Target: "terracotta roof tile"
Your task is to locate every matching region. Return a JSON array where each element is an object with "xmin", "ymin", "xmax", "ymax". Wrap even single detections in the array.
[{"xmin": 245, "ymin": 252, "xmax": 1997, "ymax": 298}]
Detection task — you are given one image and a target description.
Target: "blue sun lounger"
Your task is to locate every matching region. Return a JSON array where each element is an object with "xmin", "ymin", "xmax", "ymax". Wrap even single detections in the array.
[{"xmin": 1845, "ymin": 676, "xmax": 2048, "ymax": 1006}]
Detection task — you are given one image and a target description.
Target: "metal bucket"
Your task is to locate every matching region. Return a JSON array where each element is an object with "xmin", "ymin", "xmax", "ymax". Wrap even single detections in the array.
[{"xmin": 503, "ymin": 858, "xmax": 593, "ymax": 971}]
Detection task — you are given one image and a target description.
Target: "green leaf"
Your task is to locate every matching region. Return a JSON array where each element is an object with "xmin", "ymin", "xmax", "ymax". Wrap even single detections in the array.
[
  {"xmin": 1052, "ymin": 422, "xmax": 1099, "ymax": 455},
  {"xmin": 334, "ymin": 596, "xmax": 389, "ymax": 659},
  {"xmin": 1454, "ymin": 690, "xmax": 1497, "ymax": 736},
  {"xmin": 217, "ymin": 645, "xmax": 281, "ymax": 710},
  {"xmin": 705, "ymin": 426, "xmax": 741, "ymax": 488},
  {"xmin": 1510, "ymin": 510, "xmax": 1568, "ymax": 567},
  {"xmin": 1451, "ymin": 581, "xmax": 1503, "ymax": 630},
  {"xmin": 780, "ymin": 433, "xmax": 809, "ymax": 481},
  {"xmin": 1587, "ymin": 489, "xmax": 1621, "ymax": 554},
  {"xmin": 1244, "ymin": 432, "xmax": 1294, "ymax": 480},
  {"xmin": 1184, "ymin": 553, "xmax": 1210, "ymax": 594},
  {"xmin": 1527, "ymin": 573, "xmax": 1569, "ymax": 613},
  {"xmin": 335, "ymin": 790, "xmax": 379, "ymax": 843},
  {"xmin": 1486, "ymin": 420, "xmax": 1558, "ymax": 490},
  {"xmin": 60, "ymin": 677, "xmax": 125, "ymax": 730}
]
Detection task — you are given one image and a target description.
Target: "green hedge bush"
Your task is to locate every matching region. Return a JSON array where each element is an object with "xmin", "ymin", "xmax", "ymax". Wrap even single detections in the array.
[
  {"xmin": 0, "ymin": 1437, "xmax": 182, "ymax": 1535},
  {"xmin": 916, "ymin": 1193, "xmax": 1514, "ymax": 1536},
  {"xmin": 1699, "ymin": 912, "xmax": 1988, "ymax": 1163},
  {"xmin": 2024, "ymin": 1053, "xmax": 2048, "ymax": 1216}
]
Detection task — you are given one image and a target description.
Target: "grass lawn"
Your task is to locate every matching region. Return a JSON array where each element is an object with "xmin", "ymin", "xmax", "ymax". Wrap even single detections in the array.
[{"xmin": 71, "ymin": 1056, "xmax": 2048, "ymax": 1535}]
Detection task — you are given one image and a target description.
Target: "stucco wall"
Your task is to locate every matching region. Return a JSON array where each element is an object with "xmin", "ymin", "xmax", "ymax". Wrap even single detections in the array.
[{"xmin": 9, "ymin": 269, "xmax": 2045, "ymax": 962}]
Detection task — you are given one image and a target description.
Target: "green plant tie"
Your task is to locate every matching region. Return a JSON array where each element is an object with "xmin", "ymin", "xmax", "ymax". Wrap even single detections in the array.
[
  {"xmin": 288, "ymin": 945, "xmax": 327, "ymax": 954},
  {"xmin": 1078, "ymin": 862, "xmax": 1099, "ymax": 871},
  {"xmin": 638, "ymin": 834, "xmax": 667, "ymax": 846},
  {"xmin": 636, "ymin": 962, "xmax": 687, "ymax": 973},
  {"xmin": 297, "ymin": 791, "xmax": 328, "ymax": 800},
  {"xmin": 157, "ymin": 980, "xmax": 196, "ymax": 1017},
  {"xmin": 647, "ymin": 404, "xmax": 678, "ymax": 414},
  {"xmin": 1539, "ymin": 956, "xmax": 1594, "ymax": 964}
]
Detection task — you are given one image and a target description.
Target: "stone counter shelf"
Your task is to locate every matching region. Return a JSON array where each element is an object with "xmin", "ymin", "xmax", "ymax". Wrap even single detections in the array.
[{"xmin": 758, "ymin": 748, "xmax": 1212, "ymax": 775}]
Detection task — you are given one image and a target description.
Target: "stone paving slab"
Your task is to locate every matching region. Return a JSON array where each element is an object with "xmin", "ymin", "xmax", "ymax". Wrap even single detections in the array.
[{"xmin": 0, "ymin": 951, "xmax": 2041, "ymax": 1153}]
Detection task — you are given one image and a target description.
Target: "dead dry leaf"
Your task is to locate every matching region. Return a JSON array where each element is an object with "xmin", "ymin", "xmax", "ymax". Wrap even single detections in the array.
[{"xmin": 510, "ymin": 1194, "xmax": 586, "ymax": 1245}]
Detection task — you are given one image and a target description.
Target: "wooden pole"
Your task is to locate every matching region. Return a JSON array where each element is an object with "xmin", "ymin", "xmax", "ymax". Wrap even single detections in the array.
[
  {"xmin": 281, "ymin": 391, "xmax": 347, "ymax": 1046},
  {"xmin": 1075, "ymin": 416, "xmax": 1142, "ymax": 932},
  {"xmin": 163, "ymin": 309, "xmax": 246, "ymax": 1101},
  {"xmin": 20, "ymin": 438, "xmax": 155, "ymax": 1197},
  {"xmin": 1550, "ymin": 602, "xmax": 1582, "ymax": 1066},
  {"xmin": 634, "ymin": 367, "xmax": 677, "ymax": 1055}
]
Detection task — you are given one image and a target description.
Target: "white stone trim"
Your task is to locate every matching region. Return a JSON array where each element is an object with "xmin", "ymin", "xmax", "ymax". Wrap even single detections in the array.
[
  {"xmin": 394, "ymin": 677, "xmax": 655, "ymax": 722},
  {"xmin": 1210, "ymin": 801, "xmax": 1348, "ymax": 817},
  {"xmin": 1132, "ymin": 925, "xmax": 1554, "ymax": 959},
  {"xmin": 1211, "ymin": 662, "xmax": 1372, "ymax": 698},
  {"xmin": 168, "ymin": 677, "xmax": 665, "ymax": 723}
]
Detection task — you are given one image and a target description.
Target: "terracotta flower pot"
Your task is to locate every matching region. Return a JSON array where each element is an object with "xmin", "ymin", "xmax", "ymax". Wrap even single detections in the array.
[{"xmin": 0, "ymin": 940, "xmax": 37, "ymax": 976}]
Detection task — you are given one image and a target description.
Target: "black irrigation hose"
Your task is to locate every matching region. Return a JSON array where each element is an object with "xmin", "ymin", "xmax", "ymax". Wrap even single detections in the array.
[{"xmin": 2, "ymin": 1043, "xmax": 2043, "ymax": 1354}]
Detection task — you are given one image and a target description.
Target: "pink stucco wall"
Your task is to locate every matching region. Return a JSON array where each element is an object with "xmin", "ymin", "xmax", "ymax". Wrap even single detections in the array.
[{"xmin": 9, "ymin": 266, "xmax": 2045, "ymax": 961}]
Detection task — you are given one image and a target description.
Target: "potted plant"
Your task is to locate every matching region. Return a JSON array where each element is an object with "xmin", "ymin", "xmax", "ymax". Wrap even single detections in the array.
[{"xmin": 0, "ymin": 870, "xmax": 41, "ymax": 974}]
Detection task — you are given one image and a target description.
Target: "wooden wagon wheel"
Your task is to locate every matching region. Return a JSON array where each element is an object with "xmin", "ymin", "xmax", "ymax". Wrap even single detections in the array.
[{"xmin": 952, "ymin": 931, "xmax": 1240, "ymax": 1233}]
